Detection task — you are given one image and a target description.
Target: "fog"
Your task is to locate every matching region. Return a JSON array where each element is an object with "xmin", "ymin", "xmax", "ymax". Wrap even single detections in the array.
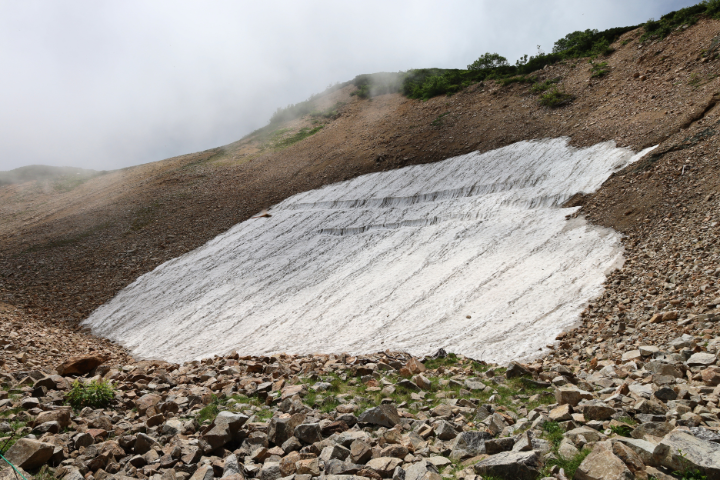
[{"xmin": 0, "ymin": 0, "xmax": 697, "ymax": 171}]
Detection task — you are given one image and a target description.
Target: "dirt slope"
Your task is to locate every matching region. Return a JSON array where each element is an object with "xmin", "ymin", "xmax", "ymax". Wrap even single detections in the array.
[{"xmin": 2, "ymin": 20, "xmax": 720, "ymax": 368}]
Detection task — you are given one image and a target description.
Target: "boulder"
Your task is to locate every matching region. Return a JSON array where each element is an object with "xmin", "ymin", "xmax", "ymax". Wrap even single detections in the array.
[
  {"xmin": 3, "ymin": 438, "xmax": 54, "ymax": 470},
  {"xmin": 575, "ymin": 442, "xmax": 634, "ymax": 480},
  {"xmin": 555, "ymin": 386, "xmax": 594, "ymax": 406},
  {"xmin": 449, "ymin": 431, "xmax": 493, "ymax": 460},
  {"xmin": 268, "ymin": 413, "xmax": 305, "ymax": 446},
  {"xmin": 660, "ymin": 430, "xmax": 720, "ymax": 480},
  {"xmin": 473, "ymin": 450, "xmax": 541, "ymax": 480},
  {"xmin": 366, "ymin": 457, "xmax": 403, "ymax": 478},
  {"xmin": 702, "ymin": 367, "xmax": 720, "ymax": 386},
  {"xmin": 134, "ymin": 433, "xmax": 157, "ymax": 454},
  {"xmin": 0, "ymin": 466, "xmax": 33, "ymax": 480},
  {"xmin": 433, "ymin": 420, "xmax": 457, "ymax": 440},
  {"xmin": 135, "ymin": 393, "xmax": 162, "ymax": 415},
  {"xmin": 578, "ymin": 400, "xmax": 615, "ymax": 421},
  {"xmin": 631, "ymin": 422, "xmax": 673, "ymax": 440},
  {"xmin": 34, "ymin": 409, "xmax": 71, "ymax": 429},
  {"xmin": 485, "ymin": 437, "xmax": 515, "ymax": 455},
  {"xmin": 506, "ymin": 362, "xmax": 533, "ymax": 379},
  {"xmin": 613, "ymin": 437, "xmax": 669, "ymax": 467},
  {"xmin": 189, "ymin": 465, "xmax": 215, "ymax": 480},
  {"xmin": 358, "ymin": 404, "xmax": 401, "ymax": 428},
  {"xmin": 294, "ymin": 423, "xmax": 322, "ymax": 444},
  {"xmin": 56, "ymin": 354, "xmax": 106, "ymax": 376},
  {"xmin": 688, "ymin": 352, "xmax": 717, "ymax": 367},
  {"xmin": 548, "ymin": 404, "xmax": 572, "ymax": 422},
  {"xmin": 404, "ymin": 460, "xmax": 439, "ymax": 480}
]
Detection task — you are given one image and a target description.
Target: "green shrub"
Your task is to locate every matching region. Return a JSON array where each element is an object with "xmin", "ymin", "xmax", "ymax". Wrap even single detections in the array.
[
  {"xmin": 350, "ymin": 84, "xmax": 371, "ymax": 99},
  {"xmin": 66, "ymin": 380, "xmax": 115, "ymax": 409},
  {"xmin": 539, "ymin": 87, "xmax": 574, "ymax": 108},
  {"xmin": 467, "ymin": 53, "xmax": 509, "ymax": 70},
  {"xmin": 530, "ymin": 78, "xmax": 559, "ymax": 94},
  {"xmin": 590, "ymin": 61, "xmax": 610, "ymax": 78}
]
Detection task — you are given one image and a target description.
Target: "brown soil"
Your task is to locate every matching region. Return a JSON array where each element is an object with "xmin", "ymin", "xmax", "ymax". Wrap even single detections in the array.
[{"xmin": 2, "ymin": 19, "xmax": 720, "ymax": 368}]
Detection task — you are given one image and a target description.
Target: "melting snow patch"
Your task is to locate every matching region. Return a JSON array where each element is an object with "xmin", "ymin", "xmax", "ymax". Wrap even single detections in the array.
[{"xmin": 83, "ymin": 138, "xmax": 656, "ymax": 364}]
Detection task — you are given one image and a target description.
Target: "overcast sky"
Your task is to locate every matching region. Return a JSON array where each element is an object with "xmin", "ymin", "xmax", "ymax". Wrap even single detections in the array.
[{"xmin": 0, "ymin": 0, "xmax": 698, "ymax": 171}]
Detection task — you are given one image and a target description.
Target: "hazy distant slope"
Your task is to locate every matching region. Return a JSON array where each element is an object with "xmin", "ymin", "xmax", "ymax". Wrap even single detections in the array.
[{"xmin": 0, "ymin": 165, "xmax": 103, "ymax": 186}]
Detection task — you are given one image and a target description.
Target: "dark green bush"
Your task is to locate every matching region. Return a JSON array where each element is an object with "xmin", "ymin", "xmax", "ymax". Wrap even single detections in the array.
[{"xmin": 66, "ymin": 380, "xmax": 115, "ymax": 409}]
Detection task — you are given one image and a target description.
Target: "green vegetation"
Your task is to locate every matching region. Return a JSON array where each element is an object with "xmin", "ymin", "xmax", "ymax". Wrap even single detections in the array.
[
  {"xmin": 431, "ymin": 113, "xmax": 452, "ymax": 127},
  {"xmin": 673, "ymin": 450, "xmax": 708, "ymax": 480},
  {"xmin": 539, "ymin": 87, "xmax": 575, "ymax": 108},
  {"xmin": 590, "ymin": 61, "xmax": 610, "ymax": 78},
  {"xmin": 196, "ymin": 395, "xmax": 221, "ymax": 424},
  {"xmin": 530, "ymin": 78, "xmax": 559, "ymax": 94},
  {"xmin": 641, "ymin": 1, "xmax": 720, "ymax": 41},
  {"xmin": 423, "ymin": 352, "xmax": 460, "ymax": 369},
  {"xmin": 66, "ymin": 380, "xmax": 115, "ymax": 410},
  {"xmin": 540, "ymin": 421, "xmax": 592, "ymax": 478},
  {"xmin": 610, "ymin": 424, "xmax": 633, "ymax": 437},
  {"xmin": 271, "ymin": 126, "xmax": 323, "ymax": 149}
]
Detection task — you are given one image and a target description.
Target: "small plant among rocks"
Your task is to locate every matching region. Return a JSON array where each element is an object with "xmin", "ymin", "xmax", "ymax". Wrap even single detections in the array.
[{"xmin": 65, "ymin": 379, "xmax": 115, "ymax": 410}]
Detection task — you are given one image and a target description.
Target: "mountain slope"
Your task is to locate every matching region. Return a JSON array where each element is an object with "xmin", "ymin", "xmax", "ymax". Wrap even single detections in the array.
[{"xmin": 1, "ymin": 19, "xmax": 720, "ymax": 368}]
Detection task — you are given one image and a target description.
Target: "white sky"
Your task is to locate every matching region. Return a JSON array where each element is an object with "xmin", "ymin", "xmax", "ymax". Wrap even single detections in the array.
[{"xmin": 0, "ymin": 0, "xmax": 698, "ymax": 171}]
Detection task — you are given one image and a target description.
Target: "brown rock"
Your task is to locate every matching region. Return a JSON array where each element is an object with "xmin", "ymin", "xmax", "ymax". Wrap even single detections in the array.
[
  {"xmin": 701, "ymin": 366, "xmax": 720, "ymax": 386},
  {"xmin": 3, "ymin": 438, "xmax": 54, "ymax": 470},
  {"xmin": 56, "ymin": 354, "xmax": 106, "ymax": 376}
]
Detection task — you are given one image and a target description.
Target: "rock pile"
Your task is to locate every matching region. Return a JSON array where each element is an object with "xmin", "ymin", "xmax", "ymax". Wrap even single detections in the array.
[{"xmin": 4, "ymin": 330, "xmax": 720, "ymax": 480}]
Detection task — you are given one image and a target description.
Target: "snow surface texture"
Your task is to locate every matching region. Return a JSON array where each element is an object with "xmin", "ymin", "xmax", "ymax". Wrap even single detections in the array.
[{"xmin": 84, "ymin": 138, "xmax": 656, "ymax": 364}]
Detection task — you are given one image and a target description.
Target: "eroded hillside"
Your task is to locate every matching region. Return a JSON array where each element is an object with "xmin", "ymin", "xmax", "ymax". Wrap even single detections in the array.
[{"xmin": 2, "ymin": 19, "xmax": 720, "ymax": 367}]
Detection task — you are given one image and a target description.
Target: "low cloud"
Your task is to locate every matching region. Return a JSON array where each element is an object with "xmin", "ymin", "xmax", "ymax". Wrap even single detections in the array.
[{"xmin": 0, "ymin": 0, "xmax": 697, "ymax": 171}]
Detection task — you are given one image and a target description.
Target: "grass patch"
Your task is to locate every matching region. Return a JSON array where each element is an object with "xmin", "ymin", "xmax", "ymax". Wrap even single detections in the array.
[
  {"xmin": 268, "ymin": 126, "xmax": 323, "ymax": 150},
  {"xmin": 423, "ymin": 352, "xmax": 460, "ymax": 370},
  {"xmin": 497, "ymin": 75, "xmax": 537, "ymax": 86},
  {"xmin": 544, "ymin": 448, "xmax": 592, "ymax": 478},
  {"xmin": 196, "ymin": 395, "xmax": 220, "ymax": 424},
  {"xmin": 539, "ymin": 87, "xmax": 575, "ymax": 108}
]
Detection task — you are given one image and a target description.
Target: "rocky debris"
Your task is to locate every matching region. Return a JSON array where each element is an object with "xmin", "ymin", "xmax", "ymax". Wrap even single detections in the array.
[{"xmin": 1, "ymin": 334, "xmax": 720, "ymax": 480}]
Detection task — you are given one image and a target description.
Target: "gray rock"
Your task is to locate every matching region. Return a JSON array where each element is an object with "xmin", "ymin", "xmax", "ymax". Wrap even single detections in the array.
[
  {"xmin": 645, "ymin": 360, "xmax": 684, "ymax": 378},
  {"xmin": 655, "ymin": 386, "xmax": 678, "ymax": 401},
  {"xmin": 506, "ymin": 362, "xmax": 533, "ymax": 379},
  {"xmin": 575, "ymin": 441, "xmax": 633, "ymax": 480},
  {"xmin": 222, "ymin": 454, "xmax": 241, "ymax": 478},
  {"xmin": 688, "ymin": 352, "xmax": 717, "ymax": 366},
  {"xmin": 473, "ymin": 450, "xmax": 541, "ymax": 480},
  {"xmin": 320, "ymin": 444, "xmax": 351, "ymax": 462},
  {"xmin": 690, "ymin": 427, "xmax": 720, "ymax": 443},
  {"xmin": 660, "ymin": 430, "xmax": 720, "ymax": 479},
  {"xmin": 484, "ymin": 437, "xmax": 514, "ymax": 455},
  {"xmin": 404, "ymin": 459, "xmax": 439, "ymax": 480},
  {"xmin": 258, "ymin": 462, "xmax": 282, "ymax": 480},
  {"xmin": 357, "ymin": 404, "xmax": 401, "ymax": 428},
  {"xmin": 577, "ymin": 400, "xmax": 615, "ymax": 421},
  {"xmin": 450, "ymin": 431, "xmax": 493, "ymax": 460},
  {"xmin": 464, "ymin": 380, "xmax": 486, "ymax": 391},
  {"xmin": 613, "ymin": 437, "xmax": 669, "ymax": 467},
  {"xmin": 134, "ymin": 432, "xmax": 157, "ymax": 454},
  {"xmin": 3, "ymin": 438, "xmax": 54, "ymax": 470},
  {"xmin": 631, "ymin": 422, "xmax": 673, "ymax": 439},
  {"xmin": 294, "ymin": 423, "xmax": 322, "ymax": 444},
  {"xmin": 268, "ymin": 413, "xmax": 305, "ymax": 446},
  {"xmin": 433, "ymin": 420, "xmax": 457, "ymax": 440},
  {"xmin": 366, "ymin": 457, "xmax": 403, "ymax": 477},
  {"xmin": 324, "ymin": 459, "xmax": 363, "ymax": 475},
  {"xmin": 161, "ymin": 418, "xmax": 185, "ymax": 436},
  {"xmin": 555, "ymin": 386, "xmax": 593, "ymax": 406}
]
